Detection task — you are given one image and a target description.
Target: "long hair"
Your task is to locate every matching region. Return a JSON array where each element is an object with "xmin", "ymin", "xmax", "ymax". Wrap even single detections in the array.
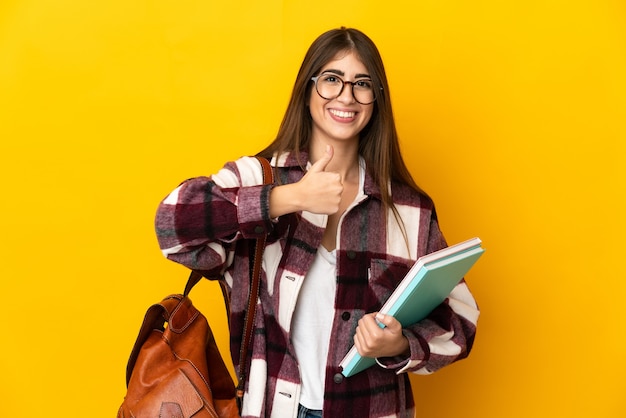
[{"xmin": 259, "ymin": 27, "xmax": 428, "ymax": 239}]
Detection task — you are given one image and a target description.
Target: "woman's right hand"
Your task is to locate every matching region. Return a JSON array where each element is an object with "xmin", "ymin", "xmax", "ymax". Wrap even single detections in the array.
[{"xmin": 269, "ymin": 145, "xmax": 344, "ymax": 217}]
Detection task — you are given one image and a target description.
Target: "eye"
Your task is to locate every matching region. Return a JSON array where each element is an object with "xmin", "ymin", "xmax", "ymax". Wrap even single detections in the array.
[
  {"xmin": 321, "ymin": 74, "xmax": 342, "ymax": 84},
  {"xmin": 354, "ymin": 79, "xmax": 373, "ymax": 89}
]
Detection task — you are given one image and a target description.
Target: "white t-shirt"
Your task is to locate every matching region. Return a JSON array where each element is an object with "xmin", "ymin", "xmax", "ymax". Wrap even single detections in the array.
[{"xmin": 291, "ymin": 245, "xmax": 337, "ymax": 410}]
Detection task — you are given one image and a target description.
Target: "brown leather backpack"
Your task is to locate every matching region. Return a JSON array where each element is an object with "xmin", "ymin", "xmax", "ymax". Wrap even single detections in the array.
[{"xmin": 117, "ymin": 286, "xmax": 240, "ymax": 418}]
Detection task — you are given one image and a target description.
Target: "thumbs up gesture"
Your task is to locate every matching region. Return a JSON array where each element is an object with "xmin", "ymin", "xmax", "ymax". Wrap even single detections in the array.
[
  {"xmin": 268, "ymin": 145, "xmax": 344, "ymax": 218},
  {"xmin": 298, "ymin": 145, "xmax": 344, "ymax": 215}
]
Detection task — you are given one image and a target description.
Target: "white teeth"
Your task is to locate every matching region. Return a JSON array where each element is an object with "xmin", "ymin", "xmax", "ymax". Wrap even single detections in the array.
[{"xmin": 330, "ymin": 109, "xmax": 355, "ymax": 118}]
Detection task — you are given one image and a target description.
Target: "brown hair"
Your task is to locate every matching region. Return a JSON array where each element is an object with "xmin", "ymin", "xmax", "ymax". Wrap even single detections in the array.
[{"xmin": 259, "ymin": 27, "xmax": 427, "ymax": 228}]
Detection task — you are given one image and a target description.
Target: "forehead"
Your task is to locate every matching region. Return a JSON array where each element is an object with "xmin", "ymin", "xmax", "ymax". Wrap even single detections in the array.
[{"xmin": 320, "ymin": 50, "xmax": 370, "ymax": 76}]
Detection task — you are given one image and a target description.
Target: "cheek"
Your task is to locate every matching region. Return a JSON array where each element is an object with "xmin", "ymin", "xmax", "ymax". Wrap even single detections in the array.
[
  {"xmin": 361, "ymin": 107, "xmax": 374, "ymax": 125},
  {"xmin": 308, "ymin": 95, "xmax": 326, "ymax": 122}
]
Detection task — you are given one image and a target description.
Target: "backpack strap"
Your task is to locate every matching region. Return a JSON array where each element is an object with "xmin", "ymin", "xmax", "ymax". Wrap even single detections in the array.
[
  {"xmin": 236, "ymin": 156, "xmax": 273, "ymax": 403},
  {"xmin": 125, "ymin": 294, "xmax": 188, "ymax": 386}
]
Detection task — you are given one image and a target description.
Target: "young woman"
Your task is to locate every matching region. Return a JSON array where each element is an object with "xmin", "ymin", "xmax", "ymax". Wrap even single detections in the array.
[{"xmin": 155, "ymin": 27, "xmax": 479, "ymax": 418}]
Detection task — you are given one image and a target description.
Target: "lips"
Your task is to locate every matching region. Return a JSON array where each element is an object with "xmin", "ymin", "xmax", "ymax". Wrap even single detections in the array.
[{"xmin": 329, "ymin": 109, "xmax": 356, "ymax": 120}]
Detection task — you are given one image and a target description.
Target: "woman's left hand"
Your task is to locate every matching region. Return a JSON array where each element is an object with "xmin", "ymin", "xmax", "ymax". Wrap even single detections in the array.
[{"xmin": 353, "ymin": 313, "xmax": 410, "ymax": 358}]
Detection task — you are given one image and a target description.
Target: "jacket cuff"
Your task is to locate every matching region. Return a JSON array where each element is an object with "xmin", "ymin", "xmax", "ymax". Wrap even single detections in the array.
[
  {"xmin": 376, "ymin": 331, "xmax": 429, "ymax": 374},
  {"xmin": 237, "ymin": 184, "xmax": 274, "ymax": 239}
]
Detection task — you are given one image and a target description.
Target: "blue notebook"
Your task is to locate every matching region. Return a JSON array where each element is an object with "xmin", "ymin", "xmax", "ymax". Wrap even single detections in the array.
[{"xmin": 339, "ymin": 237, "xmax": 485, "ymax": 377}]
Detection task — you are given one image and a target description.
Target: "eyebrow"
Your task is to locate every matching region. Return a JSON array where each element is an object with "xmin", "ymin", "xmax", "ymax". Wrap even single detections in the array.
[{"xmin": 321, "ymin": 68, "xmax": 372, "ymax": 79}]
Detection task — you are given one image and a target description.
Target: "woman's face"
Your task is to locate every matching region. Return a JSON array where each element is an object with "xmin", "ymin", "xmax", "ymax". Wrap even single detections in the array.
[{"xmin": 308, "ymin": 51, "xmax": 374, "ymax": 146}]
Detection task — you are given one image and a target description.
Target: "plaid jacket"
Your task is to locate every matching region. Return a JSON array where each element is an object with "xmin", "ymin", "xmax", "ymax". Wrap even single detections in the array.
[{"xmin": 155, "ymin": 151, "xmax": 479, "ymax": 418}]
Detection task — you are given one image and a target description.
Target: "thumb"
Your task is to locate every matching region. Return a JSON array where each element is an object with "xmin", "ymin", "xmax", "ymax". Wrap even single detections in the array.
[
  {"xmin": 309, "ymin": 144, "xmax": 334, "ymax": 173},
  {"xmin": 374, "ymin": 312, "xmax": 396, "ymax": 330}
]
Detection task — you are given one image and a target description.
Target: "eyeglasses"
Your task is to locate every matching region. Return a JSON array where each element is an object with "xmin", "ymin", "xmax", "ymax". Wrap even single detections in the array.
[{"xmin": 310, "ymin": 73, "xmax": 379, "ymax": 105}]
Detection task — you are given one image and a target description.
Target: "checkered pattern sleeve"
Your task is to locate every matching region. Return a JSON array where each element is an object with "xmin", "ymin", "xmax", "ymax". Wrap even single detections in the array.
[{"xmin": 154, "ymin": 156, "xmax": 274, "ymax": 274}]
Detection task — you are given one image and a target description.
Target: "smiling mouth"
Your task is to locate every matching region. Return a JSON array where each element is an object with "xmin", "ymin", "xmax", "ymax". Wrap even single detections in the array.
[{"xmin": 329, "ymin": 109, "xmax": 356, "ymax": 119}]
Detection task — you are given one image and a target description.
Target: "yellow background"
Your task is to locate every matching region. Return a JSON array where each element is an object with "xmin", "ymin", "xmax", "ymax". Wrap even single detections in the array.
[{"xmin": 1, "ymin": 1, "xmax": 625, "ymax": 417}]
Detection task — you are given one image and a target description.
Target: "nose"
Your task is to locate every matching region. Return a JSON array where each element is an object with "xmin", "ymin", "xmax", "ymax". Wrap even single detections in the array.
[{"xmin": 336, "ymin": 82, "xmax": 356, "ymax": 104}]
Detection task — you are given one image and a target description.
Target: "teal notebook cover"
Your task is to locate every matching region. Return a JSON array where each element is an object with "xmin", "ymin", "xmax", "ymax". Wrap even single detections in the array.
[{"xmin": 339, "ymin": 237, "xmax": 485, "ymax": 377}]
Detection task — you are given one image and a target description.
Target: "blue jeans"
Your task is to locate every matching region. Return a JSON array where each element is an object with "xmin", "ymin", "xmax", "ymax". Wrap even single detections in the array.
[{"xmin": 298, "ymin": 404, "xmax": 323, "ymax": 418}]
